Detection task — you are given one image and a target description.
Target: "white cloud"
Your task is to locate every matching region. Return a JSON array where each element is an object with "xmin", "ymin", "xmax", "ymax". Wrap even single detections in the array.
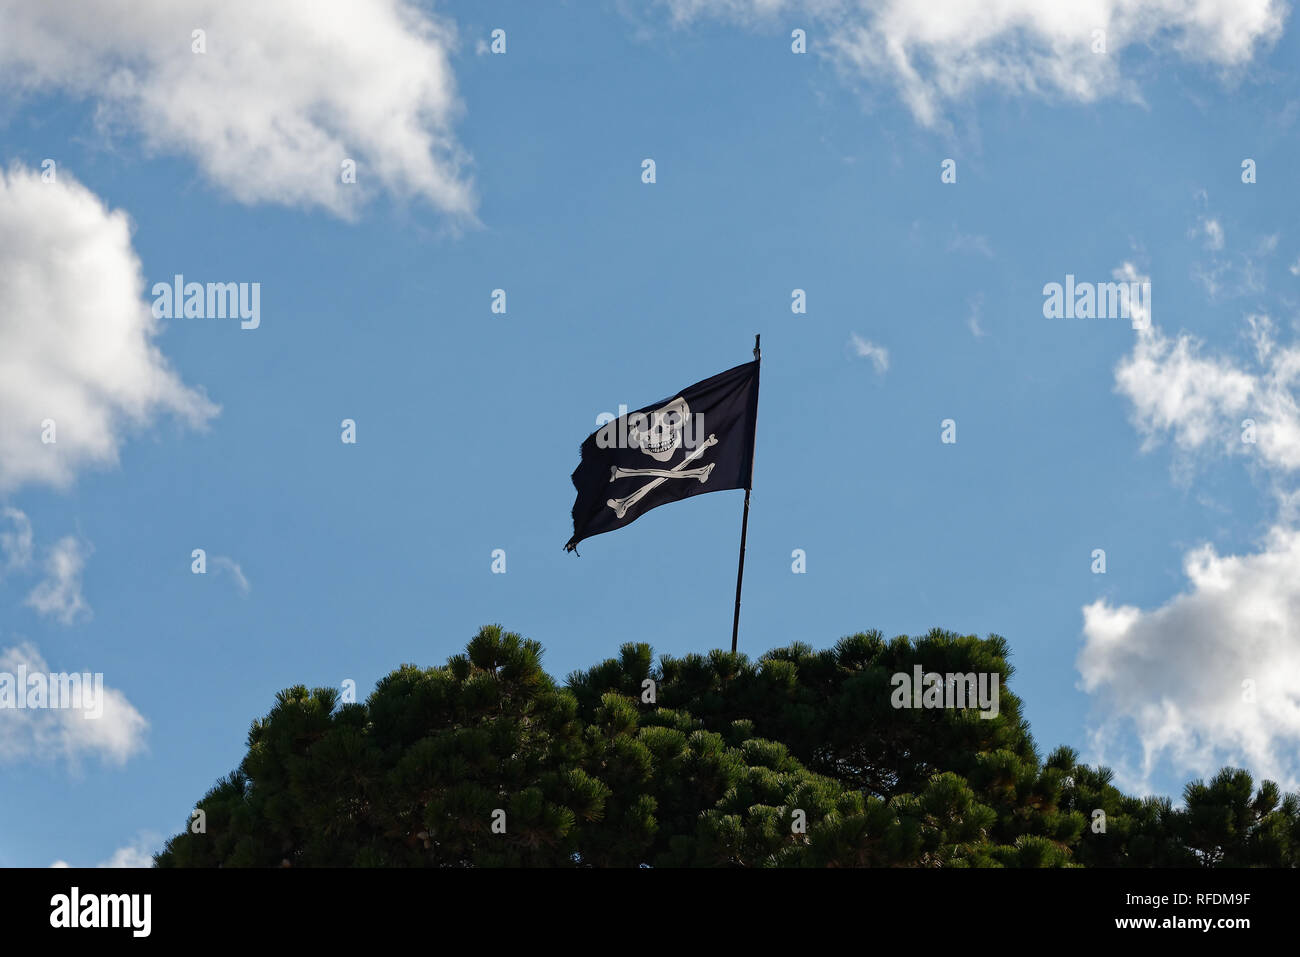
[
  {"xmin": 25, "ymin": 536, "xmax": 92, "ymax": 625},
  {"xmin": 1193, "ymin": 260, "xmax": 1228, "ymax": 298},
  {"xmin": 967, "ymin": 293, "xmax": 986, "ymax": 339},
  {"xmin": 1189, "ymin": 216, "xmax": 1275, "ymax": 299},
  {"xmin": 0, "ymin": 641, "xmax": 148, "ymax": 767},
  {"xmin": 211, "ymin": 556, "xmax": 250, "ymax": 595},
  {"xmin": 849, "ymin": 333, "xmax": 889, "ymax": 373},
  {"xmin": 3, "ymin": 513, "xmax": 98, "ymax": 626},
  {"xmin": 0, "ymin": 507, "xmax": 33, "ymax": 573},
  {"xmin": 1079, "ymin": 524, "xmax": 1300, "ymax": 791},
  {"xmin": 98, "ymin": 837, "xmax": 160, "ymax": 868},
  {"xmin": 0, "ymin": 165, "xmax": 217, "ymax": 492},
  {"xmin": 1112, "ymin": 261, "xmax": 1151, "ymax": 329},
  {"xmin": 0, "ymin": 0, "xmax": 474, "ymax": 219},
  {"xmin": 1088, "ymin": 299, "xmax": 1300, "ymax": 790},
  {"xmin": 948, "ymin": 229, "xmax": 993, "ymax": 258},
  {"xmin": 1200, "ymin": 217, "xmax": 1225, "ymax": 251},
  {"xmin": 50, "ymin": 833, "xmax": 161, "ymax": 868},
  {"xmin": 1115, "ymin": 313, "xmax": 1300, "ymax": 472},
  {"xmin": 657, "ymin": 0, "xmax": 1285, "ymax": 127}
]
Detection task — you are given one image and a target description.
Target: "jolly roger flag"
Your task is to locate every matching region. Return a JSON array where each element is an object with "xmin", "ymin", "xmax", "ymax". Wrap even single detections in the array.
[{"xmin": 565, "ymin": 356, "xmax": 760, "ymax": 552}]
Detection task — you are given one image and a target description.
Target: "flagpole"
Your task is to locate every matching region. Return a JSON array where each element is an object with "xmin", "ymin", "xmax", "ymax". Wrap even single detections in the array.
[{"xmin": 731, "ymin": 334, "xmax": 760, "ymax": 654}]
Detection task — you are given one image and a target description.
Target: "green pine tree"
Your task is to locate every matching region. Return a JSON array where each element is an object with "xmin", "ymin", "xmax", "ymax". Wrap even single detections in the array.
[{"xmin": 156, "ymin": 624, "xmax": 1300, "ymax": 868}]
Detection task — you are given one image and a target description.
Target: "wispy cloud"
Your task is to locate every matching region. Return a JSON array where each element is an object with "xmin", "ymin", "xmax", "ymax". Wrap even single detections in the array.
[
  {"xmin": 948, "ymin": 229, "xmax": 993, "ymax": 258},
  {"xmin": 1199, "ymin": 217, "xmax": 1225, "ymax": 251},
  {"xmin": 1189, "ymin": 209, "xmax": 1277, "ymax": 300},
  {"xmin": 25, "ymin": 537, "xmax": 92, "ymax": 625},
  {"xmin": 967, "ymin": 293, "xmax": 987, "ymax": 339},
  {"xmin": 849, "ymin": 334, "xmax": 889, "ymax": 375},
  {"xmin": 211, "ymin": 556, "xmax": 250, "ymax": 596},
  {"xmin": 1116, "ymin": 312, "xmax": 1297, "ymax": 471},
  {"xmin": 0, "ymin": 507, "xmax": 33, "ymax": 574}
]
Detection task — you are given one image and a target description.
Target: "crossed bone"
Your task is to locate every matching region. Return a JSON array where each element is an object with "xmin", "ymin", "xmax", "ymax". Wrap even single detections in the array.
[{"xmin": 607, "ymin": 434, "xmax": 718, "ymax": 519}]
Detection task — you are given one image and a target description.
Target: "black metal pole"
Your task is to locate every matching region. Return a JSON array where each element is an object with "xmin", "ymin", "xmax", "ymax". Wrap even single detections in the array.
[
  {"xmin": 731, "ymin": 334, "xmax": 760, "ymax": 653},
  {"xmin": 730, "ymin": 490, "xmax": 751, "ymax": 654}
]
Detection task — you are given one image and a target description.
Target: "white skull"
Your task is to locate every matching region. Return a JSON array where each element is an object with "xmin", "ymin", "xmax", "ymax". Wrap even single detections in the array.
[{"xmin": 633, "ymin": 397, "xmax": 689, "ymax": 462}]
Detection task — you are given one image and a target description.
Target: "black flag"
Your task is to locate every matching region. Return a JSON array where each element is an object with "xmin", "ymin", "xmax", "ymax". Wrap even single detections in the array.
[{"xmin": 565, "ymin": 358, "xmax": 759, "ymax": 552}]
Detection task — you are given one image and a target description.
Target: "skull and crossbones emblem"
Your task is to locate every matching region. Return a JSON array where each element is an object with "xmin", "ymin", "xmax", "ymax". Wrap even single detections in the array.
[{"xmin": 606, "ymin": 396, "xmax": 716, "ymax": 518}]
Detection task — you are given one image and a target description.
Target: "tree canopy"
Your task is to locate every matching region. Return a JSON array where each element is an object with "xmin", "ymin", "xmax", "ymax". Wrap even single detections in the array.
[{"xmin": 156, "ymin": 625, "xmax": 1300, "ymax": 867}]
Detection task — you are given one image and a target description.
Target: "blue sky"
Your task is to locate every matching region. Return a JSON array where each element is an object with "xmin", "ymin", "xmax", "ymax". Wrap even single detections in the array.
[{"xmin": 3, "ymin": 0, "xmax": 1300, "ymax": 866}]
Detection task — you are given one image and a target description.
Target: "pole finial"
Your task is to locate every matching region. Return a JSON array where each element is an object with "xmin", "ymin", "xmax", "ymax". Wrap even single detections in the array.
[{"xmin": 753, "ymin": 334, "xmax": 761, "ymax": 360}]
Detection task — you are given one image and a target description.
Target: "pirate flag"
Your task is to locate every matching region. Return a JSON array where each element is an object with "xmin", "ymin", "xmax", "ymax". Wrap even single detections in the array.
[{"xmin": 565, "ymin": 357, "xmax": 759, "ymax": 552}]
